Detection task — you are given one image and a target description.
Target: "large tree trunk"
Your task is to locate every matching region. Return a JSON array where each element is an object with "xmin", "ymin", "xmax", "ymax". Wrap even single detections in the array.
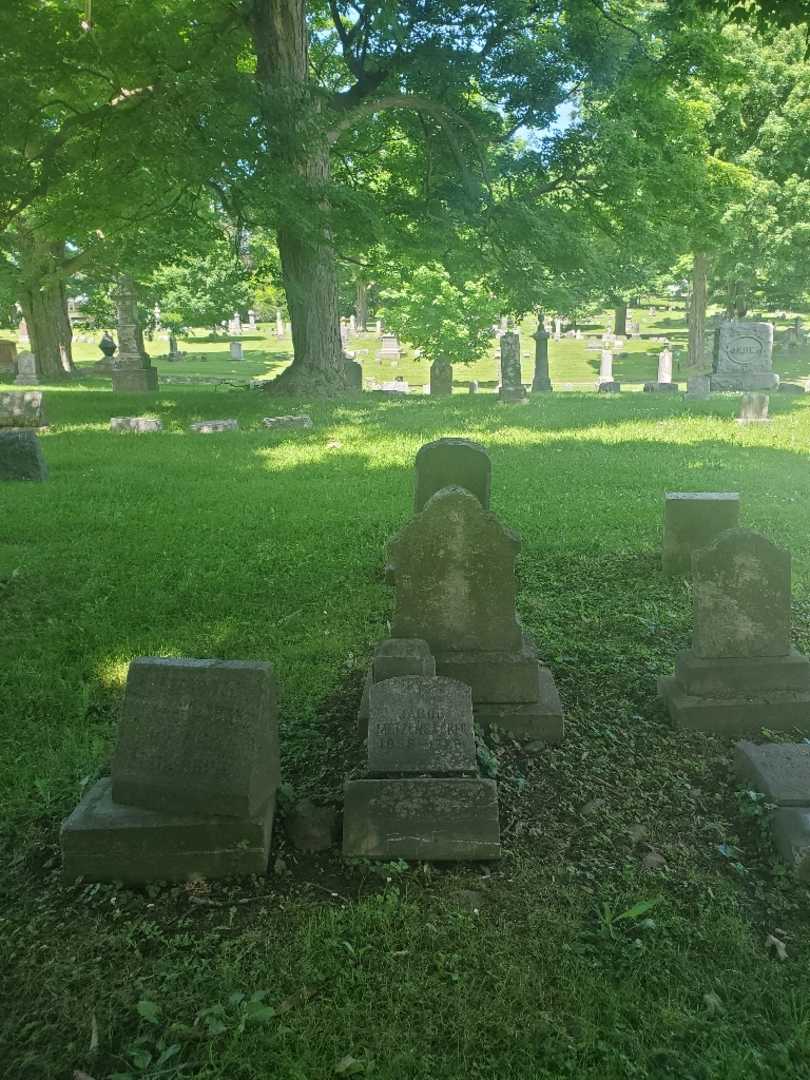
[
  {"xmin": 688, "ymin": 252, "xmax": 708, "ymax": 371},
  {"xmin": 613, "ymin": 301, "xmax": 627, "ymax": 336},
  {"xmin": 17, "ymin": 232, "xmax": 74, "ymax": 380},
  {"xmin": 250, "ymin": 0, "xmax": 345, "ymax": 395}
]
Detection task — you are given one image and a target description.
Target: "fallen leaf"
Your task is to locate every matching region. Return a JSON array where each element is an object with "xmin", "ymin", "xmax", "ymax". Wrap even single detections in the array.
[{"xmin": 766, "ymin": 934, "xmax": 788, "ymax": 961}]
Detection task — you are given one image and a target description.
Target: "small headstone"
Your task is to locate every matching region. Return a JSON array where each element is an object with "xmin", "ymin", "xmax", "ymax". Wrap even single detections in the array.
[
  {"xmin": 0, "ymin": 340, "xmax": 18, "ymax": 369},
  {"xmin": 379, "ymin": 334, "xmax": 401, "ymax": 360},
  {"xmin": 735, "ymin": 742, "xmax": 810, "ymax": 806},
  {"xmin": 14, "ymin": 352, "xmax": 39, "ymax": 385},
  {"xmin": 468, "ymin": 380, "xmax": 479, "ymax": 394},
  {"xmin": 778, "ymin": 382, "xmax": 806, "ymax": 394},
  {"xmin": 112, "ymin": 657, "xmax": 279, "ymax": 819},
  {"xmin": 344, "ymin": 358, "xmax": 363, "ymax": 391},
  {"xmin": 0, "ymin": 391, "xmax": 44, "ymax": 429},
  {"xmin": 659, "ymin": 529, "xmax": 810, "ymax": 733},
  {"xmin": 229, "ymin": 341, "xmax": 243, "ymax": 361},
  {"xmin": 414, "ymin": 438, "xmax": 491, "ymax": 513},
  {"xmin": 248, "ymin": 310, "xmax": 257, "ymax": 329},
  {"xmin": 375, "ymin": 320, "xmax": 383, "ymax": 335},
  {"xmin": 662, "ymin": 492, "xmax": 740, "ymax": 576},
  {"xmin": 737, "ymin": 392, "xmax": 770, "ymax": 423},
  {"xmin": 771, "ymin": 809, "xmax": 810, "ymax": 880},
  {"xmin": 110, "ymin": 416, "xmax": 163, "ymax": 433},
  {"xmin": 357, "ymin": 638, "xmax": 437, "ymax": 737},
  {"xmin": 367, "ymin": 676, "xmax": 477, "ymax": 776},
  {"xmin": 686, "ymin": 374, "xmax": 711, "ymax": 399},
  {"xmin": 430, "ymin": 359, "xmax": 453, "ymax": 396},
  {"xmin": 262, "ymin": 415, "xmax": 313, "ymax": 430},
  {"xmin": 598, "ymin": 381, "xmax": 621, "ymax": 393},
  {"xmin": 712, "ymin": 320, "xmax": 778, "ymax": 391},
  {"xmin": 598, "ymin": 350, "xmax": 614, "ymax": 385},
  {"xmin": 190, "ymin": 419, "xmax": 239, "ymax": 433},
  {"xmin": 0, "ymin": 430, "xmax": 48, "ymax": 481},
  {"xmin": 657, "ymin": 348, "xmax": 673, "ymax": 384},
  {"xmin": 498, "ymin": 332, "xmax": 527, "ymax": 401}
]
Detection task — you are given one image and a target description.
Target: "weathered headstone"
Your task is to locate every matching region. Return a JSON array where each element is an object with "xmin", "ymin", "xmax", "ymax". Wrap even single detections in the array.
[
  {"xmin": 414, "ymin": 438, "xmax": 491, "ymax": 513},
  {"xmin": 468, "ymin": 380, "xmax": 479, "ymax": 394},
  {"xmin": 112, "ymin": 658, "xmax": 279, "ymax": 818},
  {"xmin": 662, "ymin": 492, "xmax": 740, "ymax": 576},
  {"xmin": 262, "ymin": 415, "xmax": 313, "ymax": 430},
  {"xmin": 0, "ymin": 340, "xmax": 17, "ymax": 370},
  {"xmin": 598, "ymin": 350, "xmax": 614, "ymax": 384},
  {"xmin": 229, "ymin": 341, "xmax": 244, "ymax": 361},
  {"xmin": 685, "ymin": 373, "xmax": 711, "ymax": 399},
  {"xmin": 531, "ymin": 322, "xmax": 552, "ymax": 393},
  {"xmin": 712, "ymin": 320, "xmax": 778, "ymax": 391},
  {"xmin": 0, "ymin": 430, "xmax": 47, "ymax": 481},
  {"xmin": 379, "ymin": 334, "xmax": 401, "ymax": 360},
  {"xmin": 344, "ymin": 358, "xmax": 363, "ymax": 391},
  {"xmin": 248, "ymin": 310, "xmax": 257, "ymax": 330},
  {"xmin": 276, "ymin": 311, "xmax": 284, "ymax": 337},
  {"xmin": 190, "ymin": 419, "xmax": 239, "ymax": 434},
  {"xmin": 14, "ymin": 352, "xmax": 39, "ymax": 385},
  {"xmin": 659, "ymin": 529, "xmax": 810, "ymax": 732},
  {"xmin": 737, "ymin": 392, "xmax": 770, "ymax": 423},
  {"xmin": 430, "ymin": 359, "xmax": 453, "ymax": 396},
  {"xmin": 387, "ymin": 486, "xmax": 563, "ymax": 741},
  {"xmin": 110, "ymin": 416, "xmax": 163, "ymax": 433},
  {"xmin": 657, "ymin": 348, "xmax": 674, "ymax": 386},
  {"xmin": 111, "ymin": 276, "xmax": 159, "ymax": 393},
  {"xmin": 0, "ymin": 391, "xmax": 44, "ymax": 429},
  {"xmin": 498, "ymin": 332, "xmax": 527, "ymax": 401}
]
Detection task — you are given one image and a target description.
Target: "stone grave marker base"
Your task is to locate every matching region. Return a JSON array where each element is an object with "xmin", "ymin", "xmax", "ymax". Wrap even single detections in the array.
[
  {"xmin": 598, "ymin": 381, "xmax": 621, "ymax": 393},
  {"xmin": 61, "ymin": 778, "xmax": 275, "ymax": 883},
  {"xmin": 735, "ymin": 741, "xmax": 810, "ymax": 805},
  {"xmin": 772, "ymin": 808, "xmax": 810, "ymax": 880},
  {"xmin": 658, "ymin": 675, "xmax": 810, "ymax": 734},
  {"xmin": 474, "ymin": 668, "xmax": 564, "ymax": 742},
  {"xmin": 112, "ymin": 367, "xmax": 159, "ymax": 393},
  {"xmin": 342, "ymin": 778, "xmax": 500, "ymax": 860},
  {"xmin": 673, "ymin": 649, "xmax": 810, "ymax": 697},
  {"xmin": 711, "ymin": 373, "xmax": 779, "ymax": 391}
]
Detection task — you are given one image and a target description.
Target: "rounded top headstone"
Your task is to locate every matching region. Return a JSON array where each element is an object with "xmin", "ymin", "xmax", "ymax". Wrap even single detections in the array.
[{"xmin": 414, "ymin": 438, "xmax": 491, "ymax": 513}]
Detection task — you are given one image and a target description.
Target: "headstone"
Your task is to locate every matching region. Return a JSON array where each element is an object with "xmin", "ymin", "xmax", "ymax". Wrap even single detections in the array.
[
  {"xmin": 344, "ymin": 357, "xmax": 363, "ymax": 391},
  {"xmin": 657, "ymin": 348, "xmax": 673, "ymax": 385},
  {"xmin": 111, "ymin": 276, "xmax": 159, "ymax": 393},
  {"xmin": 18, "ymin": 318, "xmax": 29, "ymax": 344},
  {"xmin": 14, "ymin": 352, "xmax": 39, "ymax": 385},
  {"xmin": 0, "ymin": 430, "xmax": 47, "ymax": 481},
  {"xmin": 367, "ymin": 676, "xmax": 477, "ymax": 776},
  {"xmin": 112, "ymin": 658, "xmax": 279, "ymax": 818},
  {"xmin": 168, "ymin": 333, "xmax": 181, "ymax": 361},
  {"xmin": 229, "ymin": 341, "xmax": 243, "ymax": 361},
  {"xmin": 778, "ymin": 382, "xmax": 806, "ymax": 394},
  {"xmin": 531, "ymin": 322, "xmax": 552, "ymax": 393},
  {"xmin": 386, "ymin": 486, "xmax": 563, "ymax": 741},
  {"xmin": 357, "ymin": 638, "xmax": 437, "ymax": 737},
  {"xmin": 0, "ymin": 391, "xmax": 44, "ymax": 429},
  {"xmin": 262, "ymin": 415, "xmax": 313, "ymax": 429},
  {"xmin": 712, "ymin": 320, "xmax": 779, "ymax": 391},
  {"xmin": 737, "ymin": 392, "xmax": 770, "ymax": 423},
  {"xmin": 380, "ymin": 380, "xmax": 408, "ymax": 394},
  {"xmin": 598, "ymin": 350, "xmax": 614, "ymax": 384},
  {"xmin": 375, "ymin": 320, "xmax": 382, "ymax": 336},
  {"xmin": 276, "ymin": 311, "xmax": 284, "ymax": 337},
  {"xmin": 429, "ymin": 359, "xmax": 453, "ymax": 397},
  {"xmin": 735, "ymin": 742, "xmax": 810, "ymax": 806},
  {"xmin": 190, "ymin": 419, "xmax": 239, "ymax": 433},
  {"xmin": 659, "ymin": 529, "xmax": 810, "ymax": 733},
  {"xmin": 248, "ymin": 310, "xmax": 257, "ymax": 329},
  {"xmin": 349, "ymin": 314, "xmax": 356, "ymax": 332},
  {"xmin": 0, "ymin": 340, "xmax": 17, "ymax": 370},
  {"xmin": 468, "ymin": 380, "xmax": 479, "ymax": 394},
  {"xmin": 554, "ymin": 317, "xmax": 562, "ymax": 341},
  {"xmin": 414, "ymin": 438, "xmax": 491, "ymax": 513},
  {"xmin": 686, "ymin": 373, "xmax": 711, "ymax": 399},
  {"xmin": 228, "ymin": 313, "xmax": 242, "ymax": 335},
  {"xmin": 110, "ymin": 416, "xmax": 163, "ymax": 433},
  {"xmin": 379, "ymin": 334, "xmax": 401, "ymax": 360},
  {"xmin": 498, "ymin": 332, "xmax": 527, "ymax": 401},
  {"xmin": 662, "ymin": 492, "xmax": 740, "ymax": 576}
]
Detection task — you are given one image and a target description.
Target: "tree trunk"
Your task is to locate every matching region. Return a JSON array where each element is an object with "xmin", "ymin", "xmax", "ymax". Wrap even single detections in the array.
[
  {"xmin": 16, "ymin": 232, "xmax": 74, "ymax": 379},
  {"xmin": 356, "ymin": 277, "xmax": 369, "ymax": 332},
  {"xmin": 688, "ymin": 252, "xmax": 708, "ymax": 371},
  {"xmin": 250, "ymin": 0, "xmax": 345, "ymax": 395},
  {"xmin": 613, "ymin": 302, "xmax": 627, "ymax": 336}
]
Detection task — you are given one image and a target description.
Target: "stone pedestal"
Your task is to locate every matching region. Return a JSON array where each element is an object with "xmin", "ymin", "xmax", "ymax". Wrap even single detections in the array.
[
  {"xmin": 662, "ymin": 491, "xmax": 740, "ymax": 576},
  {"xmin": 531, "ymin": 326, "xmax": 552, "ymax": 392},
  {"xmin": 659, "ymin": 529, "xmax": 810, "ymax": 733},
  {"xmin": 112, "ymin": 367, "xmax": 159, "ymax": 393}
]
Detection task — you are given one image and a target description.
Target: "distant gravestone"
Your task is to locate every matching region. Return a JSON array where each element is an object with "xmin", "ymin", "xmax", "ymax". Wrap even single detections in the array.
[
  {"xmin": 112, "ymin": 657, "xmax": 279, "ymax": 818},
  {"xmin": 531, "ymin": 323, "xmax": 552, "ymax": 393},
  {"xmin": 0, "ymin": 430, "xmax": 47, "ymax": 481},
  {"xmin": 229, "ymin": 341, "xmax": 243, "ymax": 361},
  {"xmin": 662, "ymin": 492, "xmax": 740, "ymax": 576},
  {"xmin": 0, "ymin": 391, "xmax": 44, "ymax": 429},
  {"xmin": 262, "ymin": 415, "xmax": 313, "ymax": 430},
  {"xmin": 190, "ymin": 419, "xmax": 239, "ymax": 433},
  {"xmin": 110, "ymin": 416, "xmax": 163, "ymax": 433},
  {"xmin": 387, "ymin": 486, "xmax": 563, "ymax": 741},
  {"xmin": 0, "ymin": 340, "xmax": 17, "ymax": 370},
  {"xmin": 14, "ymin": 352, "xmax": 39, "ymax": 385},
  {"xmin": 344, "ymin": 358, "xmax": 363, "ymax": 391},
  {"xmin": 686, "ymin": 373, "xmax": 711, "ymax": 399},
  {"xmin": 379, "ymin": 334, "xmax": 401, "ymax": 360},
  {"xmin": 430, "ymin": 359, "xmax": 453, "ymax": 396},
  {"xmin": 598, "ymin": 350, "xmax": 614, "ymax": 384},
  {"xmin": 498, "ymin": 332, "xmax": 527, "ymax": 401},
  {"xmin": 712, "ymin": 320, "xmax": 778, "ymax": 391},
  {"xmin": 414, "ymin": 438, "xmax": 491, "ymax": 514},
  {"xmin": 659, "ymin": 529, "xmax": 810, "ymax": 732},
  {"xmin": 367, "ymin": 676, "xmax": 477, "ymax": 776},
  {"xmin": 657, "ymin": 348, "xmax": 674, "ymax": 386},
  {"xmin": 468, "ymin": 380, "xmax": 479, "ymax": 394},
  {"xmin": 737, "ymin": 392, "xmax": 770, "ymax": 423}
]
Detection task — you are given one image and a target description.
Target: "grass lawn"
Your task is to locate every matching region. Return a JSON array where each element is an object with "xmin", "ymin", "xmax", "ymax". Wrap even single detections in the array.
[{"xmin": 3, "ymin": 375, "xmax": 810, "ymax": 1077}]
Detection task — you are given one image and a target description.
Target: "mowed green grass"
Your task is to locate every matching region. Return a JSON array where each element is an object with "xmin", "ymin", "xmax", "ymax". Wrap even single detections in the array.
[
  {"xmin": 8, "ymin": 303, "xmax": 809, "ymax": 390},
  {"xmin": 3, "ymin": 384, "xmax": 810, "ymax": 1078}
]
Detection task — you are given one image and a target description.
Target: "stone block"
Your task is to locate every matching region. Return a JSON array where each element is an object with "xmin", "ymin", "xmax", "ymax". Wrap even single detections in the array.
[
  {"xmin": 693, "ymin": 529, "xmax": 791, "ymax": 659},
  {"xmin": 734, "ymin": 741, "xmax": 810, "ymax": 805},
  {"xmin": 498, "ymin": 386, "xmax": 528, "ymax": 402},
  {"xmin": 344, "ymin": 359, "xmax": 363, "ymax": 391},
  {"xmin": 110, "ymin": 416, "xmax": 163, "ymax": 433},
  {"xmin": 0, "ymin": 430, "xmax": 47, "ymax": 481},
  {"xmin": 778, "ymin": 383, "xmax": 806, "ymax": 394},
  {"xmin": 685, "ymin": 375, "xmax": 711, "ymax": 399},
  {"xmin": 658, "ymin": 675, "xmax": 810, "ymax": 734},
  {"xmin": 429, "ymin": 360, "xmax": 453, "ymax": 396},
  {"xmin": 674, "ymin": 650, "xmax": 810, "ymax": 697},
  {"xmin": 111, "ymin": 367, "xmax": 159, "ymax": 393},
  {"xmin": 414, "ymin": 439, "xmax": 491, "ymax": 513},
  {"xmin": 112, "ymin": 657, "xmax": 279, "ymax": 819},
  {"xmin": 372, "ymin": 639, "xmax": 436, "ymax": 683},
  {"xmin": 711, "ymin": 372, "xmax": 779, "ymax": 392},
  {"xmin": 434, "ymin": 636, "xmax": 542, "ymax": 703},
  {"xmin": 229, "ymin": 341, "xmax": 243, "ymax": 360},
  {"xmin": 662, "ymin": 492, "xmax": 740, "ymax": 577},
  {"xmin": 190, "ymin": 419, "xmax": 239, "ymax": 433},
  {"xmin": 14, "ymin": 352, "xmax": 39, "ymax": 384},
  {"xmin": 0, "ymin": 340, "xmax": 17, "ymax": 368},
  {"xmin": 474, "ymin": 667, "xmax": 564, "ymax": 743},
  {"xmin": 285, "ymin": 799, "xmax": 336, "ymax": 851},
  {"xmin": 342, "ymin": 778, "xmax": 501, "ymax": 860},
  {"xmin": 737, "ymin": 392, "xmax": 770, "ymax": 423},
  {"xmin": 0, "ymin": 391, "xmax": 44, "ymax": 429},
  {"xmin": 367, "ymin": 676, "xmax": 476, "ymax": 776},
  {"xmin": 262, "ymin": 415, "xmax": 313, "ymax": 430},
  {"xmin": 772, "ymin": 808, "xmax": 810, "ymax": 880},
  {"xmin": 597, "ymin": 381, "xmax": 621, "ymax": 393},
  {"xmin": 61, "ymin": 778, "xmax": 274, "ymax": 883}
]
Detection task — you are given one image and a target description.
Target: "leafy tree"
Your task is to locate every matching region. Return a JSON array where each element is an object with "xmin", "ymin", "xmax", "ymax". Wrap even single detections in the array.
[{"xmin": 150, "ymin": 241, "xmax": 253, "ymax": 334}]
